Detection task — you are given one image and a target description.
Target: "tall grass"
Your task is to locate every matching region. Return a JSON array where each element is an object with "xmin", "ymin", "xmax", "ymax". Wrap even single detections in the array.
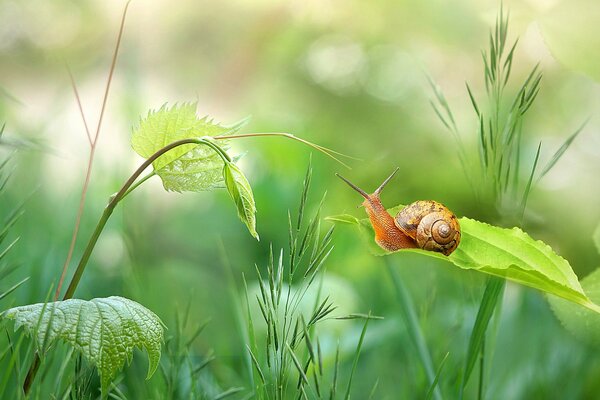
[
  {"xmin": 243, "ymin": 160, "xmax": 379, "ymax": 399},
  {"xmin": 427, "ymin": 6, "xmax": 585, "ymax": 400},
  {"xmin": 429, "ymin": 7, "xmax": 584, "ymax": 226}
]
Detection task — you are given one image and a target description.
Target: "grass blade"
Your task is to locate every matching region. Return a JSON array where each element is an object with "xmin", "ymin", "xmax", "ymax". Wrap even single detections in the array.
[
  {"xmin": 460, "ymin": 277, "xmax": 505, "ymax": 393},
  {"xmin": 0, "ymin": 277, "xmax": 29, "ymax": 302},
  {"xmin": 386, "ymin": 259, "xmax": 442, "ymax": 400},
  {"xmin": 425, "ymin": 352, "xmax": 450, "ymax": 400},
  {"xmin": 329, "ymin": 342, "xmax": 340, "ymax": 400},
  {"xmin": 538, "ymin": 119, "xmax": 587, "ymax": 180},
  {"xmin": 213, "ymin": 387, "xmax": 245, "ymax": 400},
  {"xmin": 343, "ymin": 314, "xmax": 372, "ymax": 400},
  {"xmin": 519, "ymin": 142, "xmax": 542, "ymax": 220}
]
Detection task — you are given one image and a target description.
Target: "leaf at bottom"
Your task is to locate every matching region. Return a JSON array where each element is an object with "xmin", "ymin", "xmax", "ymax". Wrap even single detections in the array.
[{"xmin": 2, "ymin": 296, "xmax": 164, "ymax": 393}]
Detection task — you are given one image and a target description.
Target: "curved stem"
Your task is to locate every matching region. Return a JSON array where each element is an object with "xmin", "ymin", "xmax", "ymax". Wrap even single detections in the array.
[
  {"xmin": 121, "ymin": 171, "xmax": 155, "ymax": 200},
  {"xmin": 24, "ymin": 137, "xmax": 228, "ymax": 394},
  {"xmin": 62, "ymin": 137, "xmax": 227, "ymax": 300}
]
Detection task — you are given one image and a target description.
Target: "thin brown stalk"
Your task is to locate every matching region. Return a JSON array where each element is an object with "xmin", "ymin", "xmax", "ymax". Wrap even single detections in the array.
[
  {"xmin": 67, "ymin": 67, "xmax": 92, "ymax": 146},
  {"xmin": 53, "ymin": 0, "xmax": 130, "ymax": 305}
]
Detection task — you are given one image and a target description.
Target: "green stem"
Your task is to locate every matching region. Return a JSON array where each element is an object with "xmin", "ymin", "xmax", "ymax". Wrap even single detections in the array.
[
  {"xmin": 23, "ymin": 137, "xmax": 229, "ymax": 394},
  {"xmin": 62, "ymin": 137, "xmax": 227, "ymax": 300},
  {"xmin": 121, "ymin": 171, "xmax": 155, "ymax": 200}
]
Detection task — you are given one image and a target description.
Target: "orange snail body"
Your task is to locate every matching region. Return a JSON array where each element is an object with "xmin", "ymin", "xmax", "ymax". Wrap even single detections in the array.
[{"xmin": 336, "ymin": 169, "xmax": 461, "ymax": 256}]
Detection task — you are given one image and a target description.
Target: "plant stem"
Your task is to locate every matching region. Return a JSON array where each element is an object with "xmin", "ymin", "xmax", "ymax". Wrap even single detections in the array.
[
  {"xmin": 62, "ymin": 137, "xmax": 228, "ymax": 301},
  {"xmin": 23, "ymin": 137, "xmax": 226, "ymax": 394},
  {"xmin": 121, "ymin": 171, "xmax": 155, "ymax": 200}
]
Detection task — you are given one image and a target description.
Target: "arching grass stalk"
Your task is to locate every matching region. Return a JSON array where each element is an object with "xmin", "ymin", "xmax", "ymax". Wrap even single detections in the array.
[{"xmin": 214, "ymin": 132, "xmax": 357, "ymax": 169}]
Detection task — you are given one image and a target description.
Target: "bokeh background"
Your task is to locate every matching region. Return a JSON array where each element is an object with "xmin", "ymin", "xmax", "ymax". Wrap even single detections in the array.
[{"xmin": 1, "ymin": 0, "xmax": 600, "ymax": 398}]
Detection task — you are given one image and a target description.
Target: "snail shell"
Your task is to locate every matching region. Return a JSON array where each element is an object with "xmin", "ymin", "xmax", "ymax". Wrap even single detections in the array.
[{"xmin": 395, "ymin": 200, "xmax": 460, "ymax": 256}]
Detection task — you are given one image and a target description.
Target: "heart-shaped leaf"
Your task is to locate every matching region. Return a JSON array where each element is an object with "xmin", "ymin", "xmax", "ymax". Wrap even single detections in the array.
[
  {"xmin": 327, "ymin": 207, "xmax": 600, "ymax": 313},
  {"xmin": 2, "ymin": 296, "xmax": 164, "ymax": 393}
]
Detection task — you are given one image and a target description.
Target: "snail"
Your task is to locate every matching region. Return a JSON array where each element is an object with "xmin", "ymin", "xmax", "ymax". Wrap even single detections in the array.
[{"xmin": 336, "ymin": 168, "xmax": 460, "ymax": 255}]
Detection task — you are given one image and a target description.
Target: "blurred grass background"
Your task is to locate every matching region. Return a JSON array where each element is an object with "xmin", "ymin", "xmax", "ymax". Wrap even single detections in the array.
[{"xmin": 1, "ymin": 0, "xmax": 600, "ymax": 398}]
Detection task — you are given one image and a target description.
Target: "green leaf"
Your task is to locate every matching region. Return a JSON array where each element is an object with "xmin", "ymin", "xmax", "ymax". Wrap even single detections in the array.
[
  {"xmin": 327, "ymin": 208, "xmax": 600, "ymax": 313},
  {"xmin": 131, "ymin": 103, "xmax": 245, "ymax": 192},
  {"xmin": 2, "ymin": 296, "xmax": 164, "ymax": 393},
  {"xmin": 223, "ymin": 162, "xmax": 258, "ymax": 240},
  {"xmin": 549, "ymin": 268, "xmax": 600, "ymax": 346}
]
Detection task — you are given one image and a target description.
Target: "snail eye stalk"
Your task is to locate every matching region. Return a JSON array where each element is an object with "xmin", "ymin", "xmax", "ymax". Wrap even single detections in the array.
[
  {"xmin": 374, "ymin": 167, "xmax": 399, "ymax": 195},
  {"xmin": 335, "ymin": 173, "xmax": 369, "ymax": 199}
]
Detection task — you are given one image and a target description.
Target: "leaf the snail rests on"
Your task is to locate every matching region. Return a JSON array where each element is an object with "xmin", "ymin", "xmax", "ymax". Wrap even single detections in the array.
[{"xmin": 336, "ymin": 168, "xmax": 460, "ymax": 256}]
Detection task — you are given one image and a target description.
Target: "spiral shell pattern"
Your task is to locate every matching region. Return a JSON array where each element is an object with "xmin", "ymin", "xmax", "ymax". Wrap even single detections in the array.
[{"xmin": 394, "ymin": 200, "xmax": 460, "ymax": 255}]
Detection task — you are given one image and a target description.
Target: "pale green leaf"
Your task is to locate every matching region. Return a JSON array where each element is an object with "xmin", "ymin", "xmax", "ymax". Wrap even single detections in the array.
[
  {"xmin": 328, "ymin": 207, "xmax": 600, "ymax": 313},
  {"xmin": 549, "ymin": 267, "xmax": 600, "ymax": 346},
  {"xmin": 131, "ymin": 103, "xmax": 245, "ymax": 192},
  {"xmin": 1, "ymin": 296, "xmax": 164, "ymax": 393},
  {"xmin": 224, "ymin": 162, "xmax": 258, "ymax": 240}
]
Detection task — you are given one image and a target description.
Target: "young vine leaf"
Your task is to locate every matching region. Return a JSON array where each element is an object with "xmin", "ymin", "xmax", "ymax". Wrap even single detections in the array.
[
  {"xmin": 131, "ymin": 102, "xmax": 245, "ymax": 192},
  {"xmin": 1, "ymin": 296, "xmax": 164, "ymax": 394},
  {"xmin": 327, "ymin": 209, "xmax": 600, "ymax": 314},
  {"xmin": 224, "ymin": 162, "xmax": 258, "ymax": 240}
]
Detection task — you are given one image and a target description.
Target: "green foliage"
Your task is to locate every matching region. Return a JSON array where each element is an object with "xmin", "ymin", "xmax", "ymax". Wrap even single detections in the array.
[
  {"xmin": 224, "ymin": 162, "xmax": 258, "ymax": 240},
  {"xmin": 549, "ymin": 268, "xmax": 600, "ymax": 347},
  {"xmin": 244, "ymin": 162, "xmax": 376, "ymax": 399},
  {"xmin": 2, "ymin": 296, "xmax": 164, "ymax": 394},
  {"xmin": 327, "ymin": 211, "xmax": 600, "ymax": 313},
  {"xmin": 131, "ymin": 103, "xmax": 245, "ymax": 192},
  {"xmin": 130, "ymin": 102, "xmax": 259, "ymax": 238},
  {"xmin": 0, "ymin": 152, "xmax": 27, "ymax": 303},
  {"xmin": 430, "ymin": 7, "xmax": 583, "ymax": 223}
]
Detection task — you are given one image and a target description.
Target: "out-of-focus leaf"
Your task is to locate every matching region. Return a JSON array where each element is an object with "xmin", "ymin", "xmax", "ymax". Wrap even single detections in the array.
[
  {"xmin": 549, "ymin": 268, "xmax": 600, "ymax": 346},
  {"xmin": 327, "ymin": 207, "xmax": 600, "ymax": 313},
  {"xmin": 593, "ymin": 222, "xmax": 600, "ymax": 256},
  {"xmin": 2, "ymin": 296, "xmax": 163, "ymax": 394},
  {"xmin": 131, "ymin": 103, "xmax": 245, "ymax": 192},
  {"xmin": 539, "ymin": 0, "xmax": 600, "ymax": 82},
  {"xmin": 224, "ymin": 162, "xmax": 258, "ymax": 240}
]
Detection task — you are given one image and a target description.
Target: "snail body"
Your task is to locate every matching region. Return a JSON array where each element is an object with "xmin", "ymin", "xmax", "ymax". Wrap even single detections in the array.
[{"xmin": 336, "ymin": 169, "xmax": 460, "ymax": 255}]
